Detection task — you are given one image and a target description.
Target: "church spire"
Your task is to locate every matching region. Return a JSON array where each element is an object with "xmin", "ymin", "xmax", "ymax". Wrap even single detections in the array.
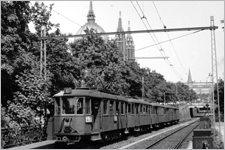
[
  {"xmin": 87, "ymin": 1, "xmax": 95, "ymax": 22},
  {"xmin": 127, "ymin": 21, "xmax": 132, "ymax": 37},
  {"xmin": 187, "ymin": 69, "xmax": 193, "ymax": 83},
  {"xmin": 117, "ymin": 11, "xmax": 123, "ymax": 32},
  {"xmin": 126, "ymin": 21, "xmax": 135, "ymax": 61},
  {"xmin": 126, "ymin": 21, "xmax": 133, "ymax": 41}
]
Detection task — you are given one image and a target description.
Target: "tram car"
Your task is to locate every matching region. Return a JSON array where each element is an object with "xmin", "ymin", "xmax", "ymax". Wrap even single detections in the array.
[
  {"xmin": 190, "ymin": 106, "xmax": 211, "ymax": 118},
  {"xmin": 52, "ymin": 87, "xmax": 179, "ymax": 145}
]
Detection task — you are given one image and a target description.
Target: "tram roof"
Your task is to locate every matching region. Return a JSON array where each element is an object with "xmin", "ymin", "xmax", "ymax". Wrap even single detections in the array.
[
  {"xmin": 53, "ymin": 88, "xmax": 127, "ymax": 102},
  {"xmin": 127, "ymin": 98, "xmax": 150, "ymax": 105}
]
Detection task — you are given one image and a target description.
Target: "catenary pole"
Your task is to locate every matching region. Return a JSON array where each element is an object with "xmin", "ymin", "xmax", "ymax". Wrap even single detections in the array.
[
  {"xmin": 210, "ymin": 16, "xmax": 221, "ymax": 140},
  {"xmin": 38, "ymin": 26, "xmax": 218, "ymax": 40}
]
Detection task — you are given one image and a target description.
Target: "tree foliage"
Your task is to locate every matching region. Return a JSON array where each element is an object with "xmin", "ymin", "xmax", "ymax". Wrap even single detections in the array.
[
  {"xmin": 70, "ymin": 28, "xmax": 128, "ymax": 95},
  {"xmin": 214, "ymin": 78, "xmax": 224, "ymax": 121},
  {"xmin": 1, "ymin": 1, "xmax": 59, "ymax": 126},
  {"xmin": 1, "ymin": 1, "xmax": 198, "ymax": 128},
  {"xmin": 1, "ymin": 1, "xmax": 32, "ymax": 106}
]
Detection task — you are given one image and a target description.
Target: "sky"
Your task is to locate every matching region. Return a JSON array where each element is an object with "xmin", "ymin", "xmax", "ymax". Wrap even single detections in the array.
[{"xmin": 29, "ymin": 1, "xmax": 224, "ymax": 84}]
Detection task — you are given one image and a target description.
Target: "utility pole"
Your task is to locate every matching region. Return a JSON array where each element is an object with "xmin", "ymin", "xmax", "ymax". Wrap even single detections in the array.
[
  {"xmin": 164, "ymin": 92, "xmax": 166, "ymax": 105},
  {"xmin": 175, "ymin": 83, "xmax": 178, "ymax": 104},
  {"xmin": 40, "ymin": 25, "xmax": 47, "ymax": 80},
  {"xmin": 142, "ymin": 77, "xmax": 144, "ymax": 100},
  {"xmin": 41, "ymin": 25, "xmax": 47, "ymax": 120}
]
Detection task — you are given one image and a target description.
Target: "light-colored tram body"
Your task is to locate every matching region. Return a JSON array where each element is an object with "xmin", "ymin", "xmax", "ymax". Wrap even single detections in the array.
[{"xmin": 52, "ymin": 87, "xmax": 179, "ymax": 145}]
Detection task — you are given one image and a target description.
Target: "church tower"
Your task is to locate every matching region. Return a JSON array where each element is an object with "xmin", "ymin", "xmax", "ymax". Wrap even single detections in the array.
[
  {"xmin": 187, "ymin": 69, "xmax": 193, "ymax": 83},
  {"xmin": 126, "ymin": 21, "xmax": 135, "ymax": 61},
  {"xmin": 115, "ymin": 11, "xmax": 126, "ymax": 60}
]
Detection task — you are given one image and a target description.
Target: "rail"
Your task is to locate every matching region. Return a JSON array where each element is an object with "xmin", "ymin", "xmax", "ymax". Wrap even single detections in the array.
[
  {"xmin": 146, "ymin": 120, "xmax": 199, "ymax": 149},
  {"xmin": 174, "ymin": 123, "xmax": 199, "ymax": 149},
  {"xmin": 1, "ymin": 125, "xmax": 47, "ymax": 149}
]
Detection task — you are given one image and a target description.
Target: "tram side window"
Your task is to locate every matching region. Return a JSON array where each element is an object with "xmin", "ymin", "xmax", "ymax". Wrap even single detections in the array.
[
  {"xmin": 132, "ymin": 104, "xmax": 135, "ymax": 114},
  {"xmin": 55, "ymin": 98, "xmax": 60, "ymax": 115},
  {"xmin": 143, "ymin": 105, "xmax": 146, "ymax": 114},
  {"xmin": 159, "ymin": 108, "xmax": 164, "ymax": 115},
  {"xmin": 140, "ymin": 105, "xmax": 143, "ymax": 114},
  {"xmin": 77, "ymin": 97, "xmax": 84, "ymax": 114},
  {"xmin": 116, "ymin": 102, "xmax": 119, "ymax": 114},
  {"xmin": 136, "ymin": 104, "xmax": 139, "ymax": 114},
  {"xmin": 149, "ymin": 106, "xmax": 151, "ymax": 114},
  {"xmin": 121, "ymin": 102, "xmax": 124, "ymax": 114},
  {"xmin": 128, "ymin": 103, "xmax": 131, "ymax": 114},
  {"xmin": 103, "ymin": 100, "xmax": 108, "ymax": 115},
  {"xmin": 109, "ymin": 101, "xmax": 114, "ymax": 115},
  {"xmin": 85, "ymin": 98, "xmax": 91, "ymax": 114},
  {"xmin": 158, "ymin": 108, "xmax": 161, "ymax": 115},
  {"xmin": 62, "ymin": 98, "xmax": 75, "ymax": 114},
  {"xmin": 152, "ymin": 107, "xmax": 156, "ymax": 114},
  {"xmin": 146, "ymin": 106, "xmax": 149, "ymax": 114}
]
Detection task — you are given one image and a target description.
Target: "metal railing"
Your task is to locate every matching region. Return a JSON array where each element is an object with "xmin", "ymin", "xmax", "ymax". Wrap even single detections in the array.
[{"xmin": 1, "ymin": 125, "xmax": 47, "ymax": 149}]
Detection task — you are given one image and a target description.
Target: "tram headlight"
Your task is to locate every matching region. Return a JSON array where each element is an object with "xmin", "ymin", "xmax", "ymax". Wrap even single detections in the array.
[
  {"xmin": 85, "ymin": 116, "xmax": 92, "ymax": 123},
  {"xmin": 62, "ymin": 136, "xmax": 68, "ymax": 142}
]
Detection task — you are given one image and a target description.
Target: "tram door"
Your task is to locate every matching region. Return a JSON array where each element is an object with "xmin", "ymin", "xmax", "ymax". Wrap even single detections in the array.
[
  {"xmin": 135, "ymin": 104, "xmax": 140, "ymax": 126},
  {"xmin": 91, "ymin": 99, "xmax": 101, "ymax": 132},
  {"xmin": 116, "ymin": 101, "xmax": 120, "ymax": 129}
]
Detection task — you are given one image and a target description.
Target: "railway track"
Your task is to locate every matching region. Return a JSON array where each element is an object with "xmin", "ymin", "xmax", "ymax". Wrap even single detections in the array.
[
  {"xmin": 52, "ymin": 119, "xmax": 199, "ymax": 149},
  {"xmin": 146, "ymin": 121, "xmax": 199, "ymax": 149}
]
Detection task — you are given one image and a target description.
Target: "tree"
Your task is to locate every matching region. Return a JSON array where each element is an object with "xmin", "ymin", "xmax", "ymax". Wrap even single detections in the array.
[
  {"xmin": 8, "ymin": 55, "xmax": 53, "ymax": 126},
  {"xmin": 1, "ymin": 1, "xmax": 33, "ymax": 107},
  {"xmin": 1, "ymin": 1, "xmax": 63, "ymax": 127},
  {"xmin": 69, "ymin": 28, "xmax": 128, "ymax": 95},
  {"xmin": 214, "ymin": 78, "xmax": 224, "ymax": 121}
]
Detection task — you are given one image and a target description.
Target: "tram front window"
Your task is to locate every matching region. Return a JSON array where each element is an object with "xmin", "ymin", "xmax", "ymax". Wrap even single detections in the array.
[
  {"xmin": 76, "ymin": 97, "xmax": 84, "ymax": 114},
  {"xmin": 55, "ymin": 98, "xmax": 61, "ymax": 115},
  {"xmin": 61, "ymin": 97, "xmax": 90, "ymax": 115},
  {"xmin": 62, "ymin": 97, "xmax": 75, "ymax": 114}
]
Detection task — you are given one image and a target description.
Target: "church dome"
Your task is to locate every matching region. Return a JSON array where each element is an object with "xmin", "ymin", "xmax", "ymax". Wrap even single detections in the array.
[
  {"xmin": 75, "ymin": 1, "xmax": 107, "ymax": 40},
  {"xmin": 76, "ymin": 22, "xmax": 105, "ymax": 35}
]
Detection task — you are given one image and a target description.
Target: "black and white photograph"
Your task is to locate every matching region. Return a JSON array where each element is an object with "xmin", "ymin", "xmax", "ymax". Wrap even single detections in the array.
[{"xmin": 1, "ymin": 1, "xmax": 224, "ymax": 149}]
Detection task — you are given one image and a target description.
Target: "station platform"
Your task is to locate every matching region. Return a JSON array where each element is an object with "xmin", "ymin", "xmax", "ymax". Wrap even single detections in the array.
[{"xmin": 8, "ymin": 140, "xmax": 56, "ymax": 149}]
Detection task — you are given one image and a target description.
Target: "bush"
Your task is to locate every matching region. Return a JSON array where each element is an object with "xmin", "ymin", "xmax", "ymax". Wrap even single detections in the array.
[{"xmin": 213, "ymin": 128, "xmax": 224, "ymax": 149}]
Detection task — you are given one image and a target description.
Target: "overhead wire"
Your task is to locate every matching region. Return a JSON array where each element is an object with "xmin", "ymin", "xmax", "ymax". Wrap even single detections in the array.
[
  {"xmin": 131, "ymin": 2, "xmax": 167, "ymax": 61},
  {"xmin": 152, "ymin": 1, "xmax": 188, "ymax": 77},
  {"xmin": 132, "ymin": 1, "xmax": 182, "ymax": 80},
  {"xmin": 135, "ymin": 30, "xmax": 203, "ymax": 51},
  {"xmin": 134, "ymin": 1, "xmax": 175, "ymax": 75},
  {"xmin": 43, "ymin": 3, "xmax": 82, "ymax": 27},
  {"xmin": 152, "ymin": 1, "xmax": 166, "ymax": 29},
  {"xmin": 51, "ymin": 9, "xmax": 82, "ymax": 27},
  {"xmin": 136, "ymin": 1, "xmax": 168, "ymax": 58}
]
